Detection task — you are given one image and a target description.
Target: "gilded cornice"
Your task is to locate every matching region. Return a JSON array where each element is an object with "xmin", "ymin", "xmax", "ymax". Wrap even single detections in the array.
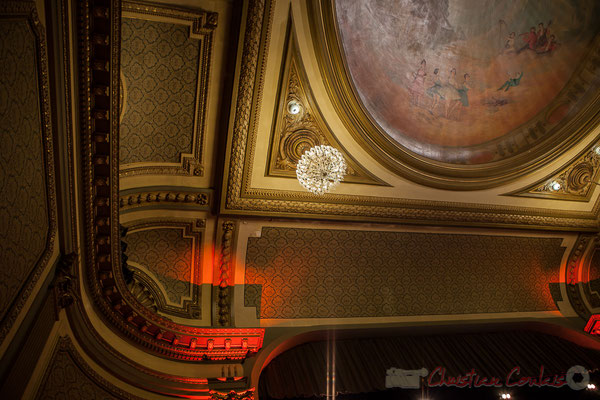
[
  {"xmin": 507, "ymin": 140, "xmax": 600, "ymax": 201},
  {"xmin": 0, "ymin": 1, "xmax": 58, "ymax": 345},
  {"xmin": 119, "ymin": 189, "xmax": 210, "ymax": 212}
]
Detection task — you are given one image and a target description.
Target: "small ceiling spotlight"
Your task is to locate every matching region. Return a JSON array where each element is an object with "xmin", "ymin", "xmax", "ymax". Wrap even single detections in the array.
[
  {"xmin": 588, "ymin": 383, "xmax": 597, "ymax": 390},
  {"xmin": 594, "ymin": 147, "xmax": 600, "ymax": 157},
  {"xmin": 501, "ymin": 394, "xmax": 511, "ymax": 399},
  {"xmin": 549, "ymin": 180, "xmax": 562, "ymax": 192},
  {"xmin": 287, "ymin": 100, "xmax": 302, "ymax": 115}
]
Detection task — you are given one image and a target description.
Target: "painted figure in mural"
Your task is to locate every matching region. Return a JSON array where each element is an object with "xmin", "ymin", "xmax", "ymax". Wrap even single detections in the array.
[
  {"xmin": 536, "ymin": 34, "xmax": 558, "ymax": 54},
  {"xmin": 535, "ymin": 21, "xmax": 551, "ymax": 49},
  {"xmin": 439, "ymin": 68, "xmax": 462, "ymax": 118},
  {"xmin": 517, "ymin": 27, "xmax": 537, "ymax": 53},
  {"xmin": 498, "ymin": 72, "xmax": 524, "ymax": 91},
  {"xmin": 426, "ymin": 68, "xmax": 444, "ymax": 114},
  {"xmin": 458, "ymin": 73, "xmax": 470, "ymax": 107},
  {"xmin": 409, "ymin": 59, "xmax": 427, "ymax": 106},
  {"xmin": 504, "ymin": 31, "xmax": 516, "ymax": 54}
]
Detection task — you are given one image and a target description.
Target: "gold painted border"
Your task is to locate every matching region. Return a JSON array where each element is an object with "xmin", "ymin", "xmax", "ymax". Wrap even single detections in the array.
[
  {"xmin": 0, "ymin": 1, "xmax": 58, "ymax": 345},
  {"xmin": 118, "ymin": 1, "xmax": 217, "ymax": 177}
]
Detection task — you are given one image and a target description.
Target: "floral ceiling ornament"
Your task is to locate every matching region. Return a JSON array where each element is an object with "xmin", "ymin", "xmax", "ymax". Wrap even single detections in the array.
[{"xmin": 296, "ymin": 145, "xmax": 346, "ymax": 195}]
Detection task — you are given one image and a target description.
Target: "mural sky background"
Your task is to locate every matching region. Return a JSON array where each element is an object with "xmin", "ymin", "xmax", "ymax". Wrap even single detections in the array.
[{"xmin": 336, "ymin": 0, "xmax": 600, "ymax": 164}]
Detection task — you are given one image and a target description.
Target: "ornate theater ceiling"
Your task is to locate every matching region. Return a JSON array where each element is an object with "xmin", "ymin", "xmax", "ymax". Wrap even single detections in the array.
[
  {"xmin": 336, "ymin": 0, "xmax": 600, "ymax": 166},
  {"xmin": 1, "ymin": 0, "xmax": 600, "ymax": 399}
]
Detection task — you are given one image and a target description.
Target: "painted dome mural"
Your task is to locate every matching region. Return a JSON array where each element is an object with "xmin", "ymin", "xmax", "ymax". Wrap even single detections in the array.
[{"xmin": 336, "ymin": 0, "xmax": 600, "ymax": 164}]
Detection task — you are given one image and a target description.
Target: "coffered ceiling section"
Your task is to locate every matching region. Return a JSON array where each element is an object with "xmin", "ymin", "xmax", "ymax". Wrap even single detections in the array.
[
  {"xmin": 124, "ymin": 221, "xmax": 204, "ymax": 321},
  {"xmin": 240, "ymin": 224, "xmax": 565, "ymax": 324},
  {"xmin": 118, "ymin": 1, "xmax": 226, "ymax": 184},
  {"xmin": 220, "ymin": 0, "xmax": 600, "ymax": 230}
]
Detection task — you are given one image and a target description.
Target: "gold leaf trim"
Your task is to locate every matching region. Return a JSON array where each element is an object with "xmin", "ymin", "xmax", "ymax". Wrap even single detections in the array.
[
  {"xmin": 266, "ymin": 18, "xmax": 387, "ymax": 186},
  {"xmin": 506, "ymin": 140, "xmax": 600, "ymax": 201}
]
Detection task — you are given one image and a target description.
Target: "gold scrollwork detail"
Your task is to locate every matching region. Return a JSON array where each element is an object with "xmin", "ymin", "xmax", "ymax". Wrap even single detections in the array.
[
  {"xmin": 508, "ymin": 143, "xmax": 600, "ymax": 201},
  {"xmin": 127, "ymin": 272, "xmax": 158, "ymax": 313},
  {"xmin": 266, "ymin": 25, "xmax": 382, "ymax": 185}
]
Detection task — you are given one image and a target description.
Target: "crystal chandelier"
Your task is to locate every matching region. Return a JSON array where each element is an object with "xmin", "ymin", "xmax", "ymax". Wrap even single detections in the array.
[{"xmin": 296, "ymin": 145, "xmax": 346, "ymax": 195}]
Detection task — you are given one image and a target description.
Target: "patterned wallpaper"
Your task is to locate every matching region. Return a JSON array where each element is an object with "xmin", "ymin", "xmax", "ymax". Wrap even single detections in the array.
[
  {"xmin": 245, "ymin": 228, "xmax": 564, "ymax": 319},
  {"xmin": 120, "ymin": 18, "xmax": 198, "ymax": 164},
  {"xmin": 0, "ymin": 20, "xmax": 49, "ymax": 321},
  {"xmin": 125, "ymin": 228, "xmax": 192, "ymax": 305},
  {"xmin": 37, "ymin": 337, "xmax": 140, "ymax": 400}
]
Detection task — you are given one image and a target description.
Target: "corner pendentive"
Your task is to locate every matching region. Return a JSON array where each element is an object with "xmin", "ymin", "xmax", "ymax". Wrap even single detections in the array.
[
  {"xmin": 266, "ymin": 18, "xmax": 387, "ymax": 186},
  {"xmin": 506, "ymin": 141, "xmax": 600, "ymax": 201}
]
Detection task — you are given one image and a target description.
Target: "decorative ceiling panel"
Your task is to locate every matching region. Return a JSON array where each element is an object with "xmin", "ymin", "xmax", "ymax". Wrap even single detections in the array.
[
  {"xmin": 37, "ymin": 336, "xmax": 142, "ymax": 400},
  {"xmin": 309, "ymin": 0, "xmax": 600, "ymax": 188},
  {"xmin": 220, "ymin": 0, "xmax": 600, "ymax": 229},
  {"xmin": 124, "ymin": 221, "xmax": 203, "ymax": 319},
  {"xmin": 335, "ymin": 0, "xmax": 600, "ymax": 165},
  {"xmin": 0, "ymin": 2, "xmax": 56, "ymax": 345},
  {"xmin": 120, "ymin": 19, "xmax": 198, "ymax": 163},
  {"xmin": 119, "ymin": 1, "xmax": 216, "ymax": 177},
  {"xmin": 245, "ymin": 227, "xmax": 564, "ymax": 319}
]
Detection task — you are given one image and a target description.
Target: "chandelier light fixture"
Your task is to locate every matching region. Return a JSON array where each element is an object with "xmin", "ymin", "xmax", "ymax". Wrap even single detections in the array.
[{"xmin": 296, "ymin": 145, "xmax": 347, "ymax": 195}]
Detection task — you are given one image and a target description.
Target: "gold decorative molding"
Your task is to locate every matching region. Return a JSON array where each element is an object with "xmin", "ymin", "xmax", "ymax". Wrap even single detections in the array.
[
  {"xmin": 126, "ymin": 269, "xmax": 159, "ymax": 313},
  {"xmin": 216, "ymin": 221, "xmax": 236, "ymax": 326},
  {"xmin": 52, "ymin": 253, "xmax": 78, "ymax": 312},
  {"xmin": 564, "ymin": 234, "xmax": 597, "ymax": 320},
  {"xmin": 119, "ymin": 1, "xmax": 217, "ymax": 177},
  {"xmin": 119, "ymin": 189, "xmax": 210, "ymax": 211},
  {"xmin": 219, "ymin": 0, "xmax": 600, "ymax": 231},
  {"xmin": 210, "ymin": 389, "xmax": 255, "ymax": 400},
  {"xmin": 507, "ymin": 141, "xmax": 600, "ymax": 201},
  {"xmin": 266, "ymin": 21, "xmax": 386, "ymax": 186}
]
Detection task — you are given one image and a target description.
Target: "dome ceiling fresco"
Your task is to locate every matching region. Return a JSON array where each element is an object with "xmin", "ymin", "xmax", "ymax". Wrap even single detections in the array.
[{"xmin": 336, "ymin": 0, "xmax": 600, "ymax": 164}]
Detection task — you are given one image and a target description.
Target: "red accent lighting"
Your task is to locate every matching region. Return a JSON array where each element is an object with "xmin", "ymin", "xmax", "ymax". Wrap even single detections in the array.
[{"xmin": 585, "ymin": 315, "xmax": 600, "ymax": 335}]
